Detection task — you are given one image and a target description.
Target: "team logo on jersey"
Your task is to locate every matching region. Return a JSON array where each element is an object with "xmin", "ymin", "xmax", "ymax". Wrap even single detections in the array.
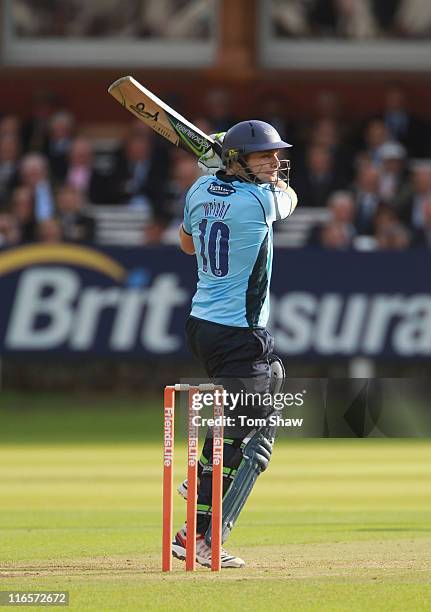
[{"xmin": 207, "ymin": 182, "xmax": 236, "ymax": 196}]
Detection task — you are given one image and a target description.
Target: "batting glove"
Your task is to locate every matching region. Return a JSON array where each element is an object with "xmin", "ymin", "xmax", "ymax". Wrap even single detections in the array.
[{"xmin": 197, "ymin": 132, "xmax": 226, "ymax": 175}]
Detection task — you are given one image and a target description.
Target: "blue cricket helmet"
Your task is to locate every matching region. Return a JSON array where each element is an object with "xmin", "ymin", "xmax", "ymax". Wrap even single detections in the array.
[{"xmin": 221, "ymin": 120, "xmax": 292, "ymax": 162}]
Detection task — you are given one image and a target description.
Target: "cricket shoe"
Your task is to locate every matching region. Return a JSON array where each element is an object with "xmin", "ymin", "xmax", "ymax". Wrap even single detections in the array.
[
  {"xmin": 177, "ymin": 477, "xmax": 200, "ymax": 500},
  {"xmin": 177, "ymin": 479, "xmax": 188, "ymax": 500},
  {"xmin": 195, "ymin": 534, "xmax": 245, "ymax": 569},
  {"xmin": 171, "ymin": 528, "xmax": 245, "ymax": 569}
]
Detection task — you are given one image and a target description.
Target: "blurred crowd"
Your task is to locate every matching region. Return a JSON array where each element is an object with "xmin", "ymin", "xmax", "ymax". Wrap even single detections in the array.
[
  {"xmin": 288, "ymin": 86, "xmax": 431, "ymax": 250},
  {"xmin": 1, "ymin": 83, "xmax": 431, "ymax": 250},
  {"xmin": 271, "ymin": 0, "xmax": 431, "ymax": 40},
  {"xmin": 13, "ymin": 0, "xmax": 210, "ymax": 40},
  {"xmin": 14, "ymin": 0, "xmax": 431, "ymax": 42}
]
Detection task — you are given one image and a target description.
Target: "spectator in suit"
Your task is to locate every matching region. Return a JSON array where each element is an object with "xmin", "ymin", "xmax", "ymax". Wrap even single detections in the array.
[
  {"xmin": 10, "ymin": 186, "xmax": 36, "ymax": 242},
  {"xmin": 329, "ymin": 190, "xmax": 357, "ymax": 239},
  {"xmin": 296, "ymin": 91, "xmax": 351, "ymax": 164},
  {"xmin": 36, "ymin": 218, "xmax": 63, "ymax": 243},
  {"xmin": 0, "ymin": 213, "xmax": 20, "ymax": 246},
  {"xmin": 21, "ymin": 90, "xmax": 58, "ymax": 153},
  {"xmin": 310, "ymin": 118, "xmax": 355, "ymax": 182},
  {"xmin": 352, "ymin": 162, "xmax": 382, "ymax": 234},
  {"xmin": 17, "ymin": 153, "xmax": 55, "ymax": 241},
  {"xmin": 112, "ymin": 131, "xmax": 168, "ymax": 212},
  {"xmin": 0, "ymin": 115, "xmax": 22, "ymax": 141},
  {"xmin": 65, "ymin": 136, "xmax": 112, "ymax": 204},
  {"xmin": 45, "ymin": 111, "xmax": 75, "ymax": 183},
  {"xmin": 163, "ymin": 151, "xmax": 201, "ymax": 224},
  {"xmin": 0, "ymin": 135, "xmax": 21, "ymax": 209},
  {"xmin": 411, "ymin": 199, "xmax": 431, "ymax": 247},
  {"xmin": 381, "ymin": 85, "xmax": 427, "ymax": 157},
  {"xmin": 65, "ymin": 137, "xmax": 93, "ymax": 194},
  {"xmin": 145, "ymin": 151, "xmax": 200, "ymax": 245},
  {"xmin": 376, "ymin": 222, "xmax": 411, "ymax": 250},
  {"xmin": 56, "ymin": 185, "xmax": 95, "ymax": 243},
  {"xmin": 361, "ymin": 118, "xmax": 390, "ymax": 164},
  {"xmin": 398, "ymin": 162, "xmax": 431, "ymax": 229},
  {"xmin": 292, "ymin": 144, "xmax": 346, "ymax": 207},
  {"xmin": 308, "ymin": 190, "xmax": 356, "ymax": 245},
  {"xmin": 319, "ymin": 220, "xmax": 352, "ymax": 250},
  {"xmin": 373, "ymin": 202, "xmax": 401, "ymax": 233},
  {"xmin": 377, "ymin": 141, "xmax": 408, "ymax": 204}
]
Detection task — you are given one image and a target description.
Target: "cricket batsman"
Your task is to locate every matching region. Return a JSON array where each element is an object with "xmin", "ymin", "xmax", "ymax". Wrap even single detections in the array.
[{"xmin": 171, "ymin": 120, "xmax": 298, "ymax": 568}]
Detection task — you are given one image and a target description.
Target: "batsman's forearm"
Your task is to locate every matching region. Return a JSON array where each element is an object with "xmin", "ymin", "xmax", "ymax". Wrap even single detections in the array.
[{"xmin": 179, "ymin": 225, "xmax": 195, "ymax": 255}]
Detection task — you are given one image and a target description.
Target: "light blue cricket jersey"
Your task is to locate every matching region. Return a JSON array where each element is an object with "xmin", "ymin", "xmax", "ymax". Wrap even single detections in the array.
[{"xmin": 183, "ymin": 172, "xmax": 295, "ymax": 328}]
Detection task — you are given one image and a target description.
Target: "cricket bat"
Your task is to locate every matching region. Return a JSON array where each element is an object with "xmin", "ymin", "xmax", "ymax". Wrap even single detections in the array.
[{"xmin": 108, "ymin": 76, "xmax": 222, "ymax": 158}]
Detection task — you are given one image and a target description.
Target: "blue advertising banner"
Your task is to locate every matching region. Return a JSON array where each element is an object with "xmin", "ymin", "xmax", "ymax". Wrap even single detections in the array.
[{"xmin": 0, "ymin": 243, "xmax": 429, "ymax": 359}]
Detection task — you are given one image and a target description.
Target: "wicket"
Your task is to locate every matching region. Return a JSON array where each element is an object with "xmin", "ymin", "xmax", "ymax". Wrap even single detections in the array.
[{"xmin": 162, "ymin": 384, "xmax": 224, "ymax": 572}]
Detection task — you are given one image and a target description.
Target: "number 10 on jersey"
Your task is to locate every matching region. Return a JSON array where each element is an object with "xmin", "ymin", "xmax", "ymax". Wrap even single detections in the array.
[{"xmin": 198, "ymin": 219, "xmax": 230, "ymax": 277}]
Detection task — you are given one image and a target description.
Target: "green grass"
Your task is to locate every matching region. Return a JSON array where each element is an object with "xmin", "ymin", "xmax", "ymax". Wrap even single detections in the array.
[{"xmin": 0, "ymin": 394, "xmax": 431, "ymax": 611}]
